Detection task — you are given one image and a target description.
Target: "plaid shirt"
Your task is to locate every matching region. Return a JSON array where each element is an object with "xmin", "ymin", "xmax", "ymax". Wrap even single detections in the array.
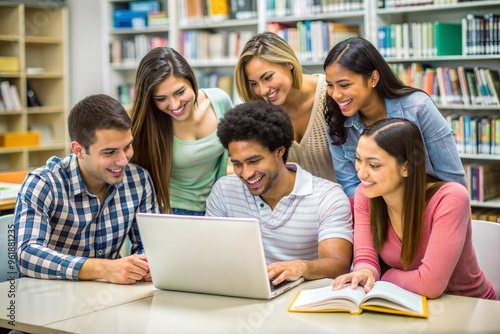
[{"xmin": 14, "ymin": 154, "xmax": 158, "ymax": 280}]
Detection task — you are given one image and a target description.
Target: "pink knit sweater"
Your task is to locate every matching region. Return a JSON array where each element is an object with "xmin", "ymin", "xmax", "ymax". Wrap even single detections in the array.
[{"xmin": 353, "ymin": 182, "xmax": 497, "ymax": 300}]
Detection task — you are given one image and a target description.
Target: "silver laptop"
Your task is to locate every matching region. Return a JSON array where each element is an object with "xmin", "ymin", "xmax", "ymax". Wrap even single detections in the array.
[{"xmin": 136, "ymin": 213, "xmax": 304, "ymax": 299}]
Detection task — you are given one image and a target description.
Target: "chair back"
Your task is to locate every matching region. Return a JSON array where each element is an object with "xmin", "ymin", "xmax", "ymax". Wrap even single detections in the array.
[
  {"xmin": 471, "ymin": 219, "xmax": 500, "ymax": 296},
  {"xmin": 0, "ymin": 214, "xmax": 20, "ymax": 282}
]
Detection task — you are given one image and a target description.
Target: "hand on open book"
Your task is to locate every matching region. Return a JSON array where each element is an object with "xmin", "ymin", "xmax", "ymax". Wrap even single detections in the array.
[{"xmin": 333, "ymin": 268, "xmax": 375, "ymax": 293}]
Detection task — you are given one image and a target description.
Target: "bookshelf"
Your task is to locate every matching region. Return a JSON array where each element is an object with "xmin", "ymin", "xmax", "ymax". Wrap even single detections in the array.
[
  {"xmin": 0, "ymin": 1, "xmax": 69, "ymax": 173},
  {"xmin": 101, "ymin": 0, "xmax": 500, "ymax": 209},
  {"xmin": 102, "ymin": 0, "xmax": 171, "ymax": 107},
  {"xmin": 373, "ymin": 0, "xmax": 500, "ymax": 210}
]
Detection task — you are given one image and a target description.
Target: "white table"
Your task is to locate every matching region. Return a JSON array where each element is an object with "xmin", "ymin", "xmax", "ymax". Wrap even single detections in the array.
[
  {"xmin": 2, "ymin": 278, "xmax": 499, "ymax": 333},
  {"xmin": 0, "ymin": 278, "xmax": 156, "ymax": 333}
]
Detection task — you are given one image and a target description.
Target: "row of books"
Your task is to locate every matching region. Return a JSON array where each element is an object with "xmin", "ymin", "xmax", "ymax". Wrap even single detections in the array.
[
  {"xmin": 464, "ymin": 13, "xmax": 500, "ymax": 56},
  {"xmin": 179, "ymin": 20, "xmax": 359, "ymax": 63},
  {"xmin": 115, "ymin": 72, "xmax": 234, "ymax": 107},
  {"xmin": 117, "ymin": 83, "xmax": 135, "ymax": 107},
  {"xmin": 179, "ymin": 0, "xmax": 257, "ymax": 24},
  {"xmin": 180, "ymin": 30, "xmax": 254, "ymax": 62},
  {"xmin": 379, "ymin": 0, "xmax": 484, "ymax": 8},
  {"xmin": 0, "ymin": 81, "xmax": 21, "ymax": 112},
  {"xmin": 113, "ymin": 1, "xmax": 168, "ymax": 29},
  {"xmin": 446, "ymin": 114, "xmax": 500, "ymax": 155},
  {"xmin": 464, "ymin": 162, "xmax": 500, "ymax": 202},
  {"xmin": 471, "ymin": 208, "xmax": 500, "ymax": 223},
  {"xmin": 390, "ymin": 64, "xmax": 500, "ymax": 107},
  {"xmin": 110, "ymin": 35, "xmax": 168, "ymax": 65},
  {"xmin": 179, "ymin": 0, "xmax": 365, "ymax": 25},
  {"xmin": 378, "ymin": 15, "xmax": 500, "ymax": 59},
  {"xmin": 266, "ymin": 0, "xmax": 364, "ymax": 17},
  {"xmin": 378, "ymin": 21, "xmax": 462, "ymax": 59},
  {"xmin": 196, "ymin": 72, "xmax": 234, "ymax": 100},
  {"xmin": 267, "ymin": 21, "xmax": 360, "ymax": 62}
]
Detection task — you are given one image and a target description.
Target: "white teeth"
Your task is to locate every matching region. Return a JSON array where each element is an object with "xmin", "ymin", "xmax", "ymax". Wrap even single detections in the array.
[
  {"xmin": 247, "ymin": 175, "xmax": 263, "ymax": 184},
  {"xmin": 337, "ymin": 99, "xmax": 352, "ymax": 107},
  {"xmin": 171, "ymin": 105, "xmax": 184, "ymax": 113},
  {"xmin": 110, "ymin": 168, "xmax": 122, "ymax": 173},
  {"xmin": 361, "ymin": 180, "xmax": 375, "ymax": 185},
  {"xmin": 267, "ymin": 91, "xmax": 277, "ymax": 99}
]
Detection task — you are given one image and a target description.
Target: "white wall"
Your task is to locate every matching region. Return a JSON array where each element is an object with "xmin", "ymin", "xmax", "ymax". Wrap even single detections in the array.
[{"xmin": 67, "ymin": 0, "xmax": 104, "ymax": 107}]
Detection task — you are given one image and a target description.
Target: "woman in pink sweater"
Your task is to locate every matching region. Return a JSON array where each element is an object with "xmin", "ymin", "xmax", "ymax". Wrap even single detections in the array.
[{"xmin": 333, "ymin": 118, "xmax": 497, "ymax": 300}]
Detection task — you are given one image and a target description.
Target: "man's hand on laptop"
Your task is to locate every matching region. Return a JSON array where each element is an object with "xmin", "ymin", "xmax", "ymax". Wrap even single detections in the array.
[{"xmin": 267, "ymin": 260, "xmax": 306, "ymax": 285}]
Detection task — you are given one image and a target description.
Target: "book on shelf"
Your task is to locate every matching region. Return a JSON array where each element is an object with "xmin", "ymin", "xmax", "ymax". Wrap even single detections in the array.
[
  {"xmin": 117, "ymin": 83, "xmax": 135, "ymax": 106},
  {"xmin": 464, "ymin": 162, "xmax": 500, "ymax": 202},
  {"xmin": 457, "ymin": 66, "xmax": 471, "ymax": 106},
  {"xmin": 147, "ymin": 11, "xmax": 168, "ymax": 26},
  {"xmin": 0, "ymin": 81, "xmax": 15, "ymax": 111},
  {"xmin": 471, "ymin": 208, "xmax": 500, "ymax": 223},
  {"xmin": 26, "ymin": 82, "xmax": 42, "ymax": 108},
  {"xmin": 9, "ymin": 85, "xmax": 21, "ymax": 111},
  {"xmin": 288, "ymin": 281, "xmax": 428, "ymax": 319},
  {"xmin": 484, "ymin": 68, "xmax": 500, "ymax": 106},
  {"xmin": 229, "ymin": 0, "xmax": 257, "ymax": 20},
  {"xmin": 434, "ymin": 22, "xmax": 462, "ymax": 56},
  {"xmin": 0, "ymin": 90, "xmax": 4, "ymax": 112},
  {"xmin": 464, "ymin": 67, "xmax": 480, "ymax": 105},
  {"xmin": 207, "ymin": 0, "xmax": 229, "ymax": 21},
  {"xmin": 484, "ymin": 13, "xmax": 500, "ymax": 55},
  {"xmin": 468, "ymin": 13, "xmax": 500, "ymax": 56}
]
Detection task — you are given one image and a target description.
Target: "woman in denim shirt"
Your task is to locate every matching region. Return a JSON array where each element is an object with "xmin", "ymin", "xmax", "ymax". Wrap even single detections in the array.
[{"xmin": 324, "ymin": 37, "xmax": 466, "ymax": 198}]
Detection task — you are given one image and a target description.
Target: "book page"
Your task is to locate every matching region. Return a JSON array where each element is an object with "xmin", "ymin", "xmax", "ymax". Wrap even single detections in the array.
[
  {"xmin": 361, "ymin": 281, "xmax": 424, "ymax": 314},
  {"xmin": 289, "ymin": 285, "xmax": 365, "ymax": 311}
]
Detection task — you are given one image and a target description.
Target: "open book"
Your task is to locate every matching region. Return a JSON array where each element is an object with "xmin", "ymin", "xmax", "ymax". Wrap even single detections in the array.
[{"xmin": 288, "ymin": 281, "xmax": 428, "ymax": 318}]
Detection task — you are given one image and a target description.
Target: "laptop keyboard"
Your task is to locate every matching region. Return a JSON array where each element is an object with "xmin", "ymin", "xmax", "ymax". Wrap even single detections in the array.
[{"xmin": 269, "ymin": 279, "xmax": 289, "ymax": 292}]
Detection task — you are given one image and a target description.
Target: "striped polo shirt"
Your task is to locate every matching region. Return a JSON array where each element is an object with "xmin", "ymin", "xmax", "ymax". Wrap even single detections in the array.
[{"xmin": 206, "ymin": 163, "xmax": 353, "ymax": 264}]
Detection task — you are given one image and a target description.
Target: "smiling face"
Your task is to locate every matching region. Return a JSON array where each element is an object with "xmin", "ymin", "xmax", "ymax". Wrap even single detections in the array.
[
  {"xmin": 152, "ymin": 75, "xmax": 196, "ymax": 122},
  {"xmin": 244, "ymin": 58, "xmax": 293, "ymax": 105},
  {"xmin": 229, "ymin": 140, "xmax": 285, "ymax": 198},
  {"xmin": 355, "ymin": 135, "xmax": 407, "ymax": 200},
  {"xmin": 72, "ymin": 128, "xmax": 134, "ymax": 194},
  {"xmin": 325, "ymin": 63, "xmax": 380, "ymax": 117}
]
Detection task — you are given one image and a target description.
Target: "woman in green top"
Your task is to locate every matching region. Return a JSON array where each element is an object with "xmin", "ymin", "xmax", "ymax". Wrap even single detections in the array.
[{"xmin": 131, "ymin": 47, "xmax": 233, "ymax": 214}]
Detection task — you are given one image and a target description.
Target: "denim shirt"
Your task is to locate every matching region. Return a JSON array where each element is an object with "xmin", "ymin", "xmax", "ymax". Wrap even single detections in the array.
[{"xmin": 329, "ymin": 91, "xmax": 466, "ymax": 198}]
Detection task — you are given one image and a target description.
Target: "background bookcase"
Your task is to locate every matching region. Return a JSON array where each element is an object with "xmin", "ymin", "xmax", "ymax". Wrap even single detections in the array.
[
  {"xmin": 372, "ymin": 0, "xmax": 500, "ymax": 211},
  {"xmin": 0, "ymin": 1, "xmax": 69, "ymax": 172},
  {"xmin": 101, "ymin": 0, "xmax": 500, "ymax": 210}
]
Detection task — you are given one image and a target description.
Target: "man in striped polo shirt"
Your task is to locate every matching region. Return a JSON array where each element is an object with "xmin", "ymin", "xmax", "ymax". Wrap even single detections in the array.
[{"xmin": 206, "ymin": 100, "xmax": 353, "ymax": 287}]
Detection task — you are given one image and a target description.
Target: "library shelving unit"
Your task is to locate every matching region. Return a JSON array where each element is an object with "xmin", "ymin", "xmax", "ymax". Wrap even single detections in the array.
[
  {"xmin": 101, "ymin": 0, "xmax": 171, "ymax": 108},
  {"xmin": 0, "ymin": 1, "xmax": 69, "ymax": 173},
  {"xmin": 373, "ymin": 0, "xmax": 500, "ymax": 210},
  {"xmin": 102, "ymin": 0, "xmax": 370, "ymax": 104},
  {"xmin": 102, "ymin": 0, "xmax": 500, "ymax": 209}
]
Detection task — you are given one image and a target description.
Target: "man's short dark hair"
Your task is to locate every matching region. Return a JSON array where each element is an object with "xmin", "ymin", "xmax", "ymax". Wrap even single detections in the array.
[
  {"xmin": 68, "ymin": 94, "xmax": 131, "ymax": 150},
  {"xmin": 217, "ymin": 100, "xmax": 294, "ymax": 162}
]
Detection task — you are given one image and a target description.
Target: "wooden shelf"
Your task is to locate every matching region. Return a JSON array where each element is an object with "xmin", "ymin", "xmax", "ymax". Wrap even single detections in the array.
[{"xmin": 0, "ymin": 3, "xmax": 69, "ymax": 172}]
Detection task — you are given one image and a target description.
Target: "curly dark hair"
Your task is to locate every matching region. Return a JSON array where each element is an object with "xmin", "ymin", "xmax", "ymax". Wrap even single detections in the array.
[{"xmin": 217, "ymin": 100, "xmax": 294, "ymax": 162}]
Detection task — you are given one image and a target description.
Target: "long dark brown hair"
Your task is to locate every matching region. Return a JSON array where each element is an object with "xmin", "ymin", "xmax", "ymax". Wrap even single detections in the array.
[
  {"xmin": 362, "ymin": 118, "xmax": 444, "ymax": 269},
  {"xmin": 130, "ymin": 47, "xmax": 199, "ymax": 213}
]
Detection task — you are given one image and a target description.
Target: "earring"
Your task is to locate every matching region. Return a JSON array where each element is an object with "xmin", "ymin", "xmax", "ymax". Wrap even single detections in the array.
[{"xmin": 290, "ymin": 64, "xmax": 294, "ymax": 70}]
